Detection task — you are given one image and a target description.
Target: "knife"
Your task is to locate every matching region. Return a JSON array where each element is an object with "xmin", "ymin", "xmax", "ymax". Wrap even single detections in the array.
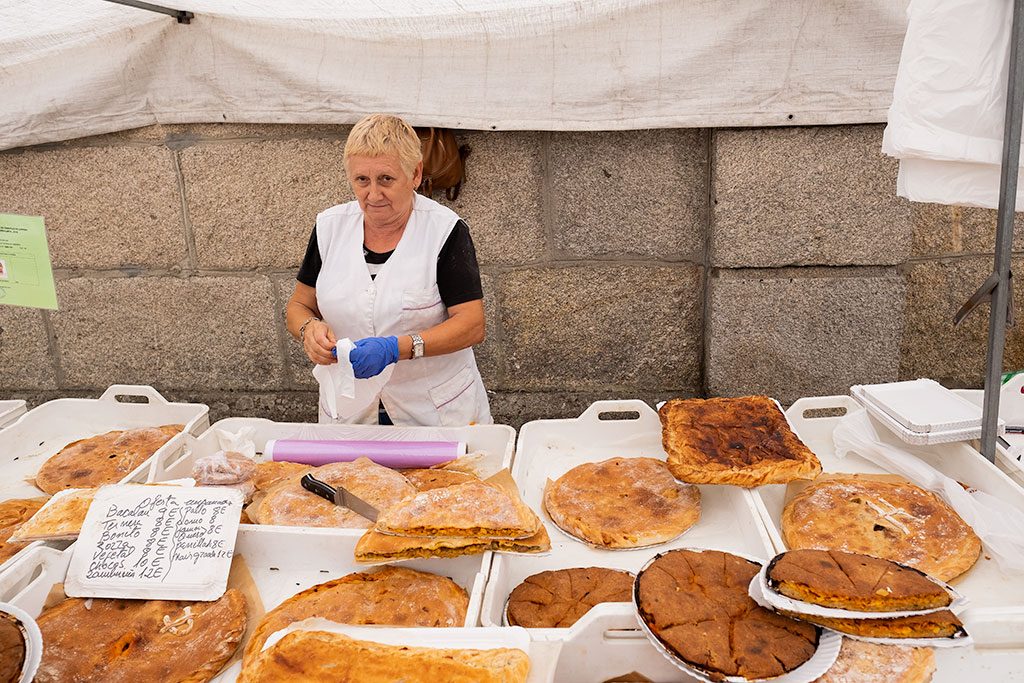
[{"xmin": 300, "ymin": 473, "xmax": 380, "ymax": 522}]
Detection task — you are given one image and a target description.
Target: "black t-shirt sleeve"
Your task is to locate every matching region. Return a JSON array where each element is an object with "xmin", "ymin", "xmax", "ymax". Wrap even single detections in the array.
[
  {"xmin": 296, "ymin": 225, "xmax": 322, "ymax": 287},
  {"xmin": 437, "ymin": 220, "xmax": 484, "ymax": 307}
]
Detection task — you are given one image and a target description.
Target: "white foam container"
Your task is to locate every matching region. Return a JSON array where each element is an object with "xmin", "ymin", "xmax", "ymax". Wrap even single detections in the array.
[
  {"xmin": 481, "ymin": 400, "xmax": 776, "ymax": 682},
  {"xmin": 145, "ymin": 417, "xmax": 516, "ymax": 574},
  {"xmin": 0, "ymin": 385, "xmax": 209, "ymax": 575},
  {"xmin": 0, "ymin": 400, "xmax": 26, "ymax": 430},
  {"xmin": 751, "ymin": 395, "xmax": 1024, "ymax": 645},
  {"xmin": 0, "ymin": 525, "xmax": 492, "ymax": 682}
]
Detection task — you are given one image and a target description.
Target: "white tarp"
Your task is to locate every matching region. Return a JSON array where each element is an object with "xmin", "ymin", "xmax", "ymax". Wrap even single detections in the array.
[
  {"xmin": 882, "ymin": 0, "xmax": 1024, "ymax": 210},
  {"xmin": 0, "ymin": 0, "xmax": 910, "ymax": 150}
]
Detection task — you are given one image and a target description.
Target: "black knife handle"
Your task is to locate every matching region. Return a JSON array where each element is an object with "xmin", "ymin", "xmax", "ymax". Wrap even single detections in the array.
[{"xmin": 300, "ymin": 473, "xmax": 337, "ymax": 502}]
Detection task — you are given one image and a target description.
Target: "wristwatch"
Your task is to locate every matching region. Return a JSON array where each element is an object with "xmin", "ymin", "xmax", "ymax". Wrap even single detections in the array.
[{"xmin": 410, "ymin": 333, "xmax": 425, "ymax": 359}]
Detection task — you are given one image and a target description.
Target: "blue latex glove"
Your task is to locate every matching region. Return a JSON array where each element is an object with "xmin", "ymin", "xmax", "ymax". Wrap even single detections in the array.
[{"xmin": 346, "ymin": 336, "xmax": 400, "ymax": 379}]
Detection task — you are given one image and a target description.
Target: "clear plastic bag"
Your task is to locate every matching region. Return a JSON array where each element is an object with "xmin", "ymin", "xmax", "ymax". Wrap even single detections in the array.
[
  {"xmin": 834, "ymin": 409, "xmax": 1024, "ymax": 574},
  {"xmin": 191, "ymin": 427, "xmax": 259, "ymax": 486}
]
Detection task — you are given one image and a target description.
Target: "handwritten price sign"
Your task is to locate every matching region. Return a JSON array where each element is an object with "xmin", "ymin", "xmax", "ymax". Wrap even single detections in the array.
[{"xmin": 66, "ymin": 485, "xmax": 242, "ymax": 600}]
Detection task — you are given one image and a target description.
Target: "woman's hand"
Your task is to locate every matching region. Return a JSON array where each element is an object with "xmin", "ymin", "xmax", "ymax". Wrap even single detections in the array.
[{"xmin": 304, "ymin": 319, "xmax": 338, "ymax": 365}]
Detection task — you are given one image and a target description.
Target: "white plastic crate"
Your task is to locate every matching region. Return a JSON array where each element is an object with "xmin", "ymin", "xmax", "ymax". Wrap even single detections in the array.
[
  {"xmin": 751, "ymin": 395, "xmax": 1024, "ymax": 643},
  {"xmin": 952, "ymin": 388, "xmax": 1024, "ymax": 490},
  {"xmin": 481, "ymin": 400, "xmax": 776, "ymax": 683},
  {"xmin": 0, "ymin": 400, "xmax": 26, "ymax": 430},
  {"xmin": 0, "ymin": 525, "xmax": 493, "ymax": 682},
  {"xmin": 144, "ymin": 417, "xmax": 516, "ymax": 565},
  {"xmin": 0, "ymin": 385, "xmax": 209, "ymax": 575}
]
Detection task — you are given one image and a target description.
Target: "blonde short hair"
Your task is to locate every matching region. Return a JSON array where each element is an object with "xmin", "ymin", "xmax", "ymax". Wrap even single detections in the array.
[{"xmin": 344, "ymin": 114, "xmax": 422, "ymax": 178}]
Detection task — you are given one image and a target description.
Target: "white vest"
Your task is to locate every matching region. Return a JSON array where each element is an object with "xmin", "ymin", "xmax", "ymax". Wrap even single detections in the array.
[{"xmin": 314, "ymin": 194, "xmax": 492, "ymax": 426}]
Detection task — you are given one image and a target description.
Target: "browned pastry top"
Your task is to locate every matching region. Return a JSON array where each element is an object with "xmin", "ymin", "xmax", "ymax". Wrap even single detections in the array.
[
  {"xmin": 506, "ymin": 567, "xmax": 634, "ymax": 628},
  {"xmin": 636, "ymin": 549, "xmax": 819, "ymax": 681},
  {"xmin": 543, "ymin": 457, "xmax": 700, "ymax": 549},
  {"xmin": 813, "ymin": 639, "xmax": 936, "ymax": 683},
  {"xmin": 242, "ymin": 566, "xmax": 469, "ymax": 670},
  {"xmin": 768, "ymin": 549, "xmax": 951, "ymax": 612},
  {"xmin": 659, "ymin": 396, "xmax": 822, "ymax": 487},
  {"xmin": 34, "ymin": 425, "xmax": 184, "ymax": 494},
  {"xmin": 313, "ymin": 457, "xmax": 416, "ymax": 511},
  {"xmin": 35, "ymin": 588, "xmax": 247, "ymax": 683},
  {"xmin": 0, "ymin": 613, "xmax": 25, "ymax": 683},
  {"xmin": 238, "ymin": 631, "xmax": 531, "ymax": 683},
  {"xmin": 251, "ymin": 461, "xmax": 310, "ymax": 492},
  {"xmin": 0, "ymin": 498, "xmax": 47, "ymax": 564},
  {"xmin": 402, "ymin": 468, "xmax": 478, "ymax": 491},
  {"xmin": 781, "ymin": 476, "xmax": 982, "ymax": 581},
  {"xmin": 784, "ymin": 609, "xmax": 964, "ymax": 640}
]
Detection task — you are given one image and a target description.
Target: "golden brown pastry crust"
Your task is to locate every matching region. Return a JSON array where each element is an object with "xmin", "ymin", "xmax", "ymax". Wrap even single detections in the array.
[
  {"xmin": 239, "ymin": 631, "xmax": 530, "ymax": 683},
  {"xmin": 781, "ymin": 476, "xmax": 982, "ymax": 581},
  {"xmin": 11, "ymin": 488, "xmax": 97, "ymax": 542},
  {"xmin": 0, "ymin": 498, "xmax": 47, "ymax": 564},
  {"xmin": 767, "ymin": 549, "xmax": 951, "ymax": 612},
  {"xmin": 34, "ymin": 425, "xmax": 184, "ymax": 494},
  {"xmin": 0, "ymin": 612, "xmax": 25, "ymax": 683},
  {"xmin": 659, "ymin": 396, "xmax": 822, "ymax": 487},
  {"xmin": 543, "ymin": 457, "xmax": 700, "ymax": 548},
  {"xmin": 313, "ymin": 457, "xmax": 416, "ymax": 510},
  {"xmin": 354, "ymin": 525, "xmax": 550, "ymax": 563},
  {"xmin": 251, "ymin": 461, "xmax": 310, "ymax": 492},
  {"xmin": 403, "ymin": 468, "xmax": 478, "ymax": 491},
  {"xmin": 813, "ymin": 639, "xmax": 936, "ymax": 683},
  {"xmin": 781, "ymin": 610, "xmax": 964, "ymax": 640},
  {"xmin": 35, "ymin": 588, "xmax": 247, "ymax": 683},
  {"xmin": 375, "ymin": 480, "xmax": 541, "ymax": 539},
  {"xmin": 506, "ymin": 567, "xmax": 634, "ymax": 628},
  {"xmin": 636, "ymin": 549, "xmax": 819, "ymax": 681},
  {"xmin": 241, "ymin": 566, "xmax": 469, "ymax": 670}
]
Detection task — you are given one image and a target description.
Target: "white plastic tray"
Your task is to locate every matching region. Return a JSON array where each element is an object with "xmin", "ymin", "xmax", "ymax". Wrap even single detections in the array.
[
  {"xmin": 480, "ymin": 400, "xmax": 775, "ymax": 681},
  {"xmin": 0, "ymin": 525, "xmax": 491, "ymax": 682},
  {"xmin": 0, "ymin": 386, "xmax": 209, "ymax": 575},
  {"xmin": 145, "ymin": 417, "xmax": 516, "ymax": 556},
  {"xmin": 0, "ymin": 400, "xmax": 26, "ymax": 430},
  {"xmin": 751, "ymin": 395, "xmax": 1024, "ymax": 643}
]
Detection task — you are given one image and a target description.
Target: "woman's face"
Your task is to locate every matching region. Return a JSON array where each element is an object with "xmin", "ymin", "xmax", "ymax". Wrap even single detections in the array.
[{"xmin": 346, "ymin": 154, "xmax": 423, "ymax": 229}]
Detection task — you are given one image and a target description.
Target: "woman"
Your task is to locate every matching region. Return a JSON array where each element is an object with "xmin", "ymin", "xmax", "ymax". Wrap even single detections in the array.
[{"xmin": 286, "ymin": 114, "xmax": 492, "ymax": 426}]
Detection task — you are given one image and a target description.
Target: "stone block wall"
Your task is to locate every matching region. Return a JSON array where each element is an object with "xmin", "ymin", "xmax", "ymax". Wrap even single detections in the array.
[{"xmin": 1, "ymin": 123, "xmax": 1021, "ymax": 427}]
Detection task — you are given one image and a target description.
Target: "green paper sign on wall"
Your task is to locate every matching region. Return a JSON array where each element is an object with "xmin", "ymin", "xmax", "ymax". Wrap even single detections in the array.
[{"xmin": 0, "ymin": 213, "xmax": 58, "ymax": 310}]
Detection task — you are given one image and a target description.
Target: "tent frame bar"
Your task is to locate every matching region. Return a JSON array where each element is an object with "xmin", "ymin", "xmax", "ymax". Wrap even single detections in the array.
[
  {"xmin": 100, "ymin": 0, "xmax": 193, "ymax": 24},
  {"xmin": 981, "ymin": 0, "xmax": 1024, "ymax": 461}
]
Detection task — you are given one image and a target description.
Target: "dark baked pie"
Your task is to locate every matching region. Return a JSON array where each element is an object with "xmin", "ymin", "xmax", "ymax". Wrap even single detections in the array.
[
  {"xmin": 506, "ymin": 567, "xmax": 634, "ymax": 628},
  {"xmin": 636, "ymin": 549, "xmax": 819, "ymax": 681}
]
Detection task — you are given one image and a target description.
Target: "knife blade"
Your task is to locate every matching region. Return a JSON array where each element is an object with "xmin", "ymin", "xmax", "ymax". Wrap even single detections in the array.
[{"xmin": 300, "ymin": 473, "xmax": 379, "ymax": 522}]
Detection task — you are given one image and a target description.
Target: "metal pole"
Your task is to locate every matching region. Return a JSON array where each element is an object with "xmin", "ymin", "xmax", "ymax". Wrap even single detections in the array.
[
  {"xmin": 981, "ymin": 0, "xmax": 1024, "ymax": 461},
  {"xmin": 100, "ymin": 0, "xmax": 193, "ymax": 23}
]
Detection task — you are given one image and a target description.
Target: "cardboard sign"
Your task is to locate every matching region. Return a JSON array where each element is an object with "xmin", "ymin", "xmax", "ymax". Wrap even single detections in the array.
[
  {"xmin": 65, "ymin": 485, "xmax": 242, "ymax": 600},
  {"xmin": 0, "ymin": 213, "xmax": 57, "ymax": 310}
]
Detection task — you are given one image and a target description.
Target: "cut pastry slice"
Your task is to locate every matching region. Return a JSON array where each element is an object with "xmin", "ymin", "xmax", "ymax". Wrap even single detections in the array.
[
  {"xmin": 403, "ymin": 468, "xmax": 478, "ymax": 491},
  {"xmin": 354, "ymin": 525, "xmax": 550, "ymax": 563},
  {"xmin": 0, "ymin": 498, "xmax": 47, "ymax": 564},
  {"xmin": 35, "ymin": 588, "xmax": 247, "ymax": 683},
  {"xmin": 544, "ymin": 457, "xmax": 700, "ymax": 548},
  {"xmin": 241, "ymin": 566, "xmax": 468, "ymax": 669},
  {"xmin": 374, "ymin": 480, "xmax": 541, "ymax": 539},
  {"xmin": 767, "ymin": 549, "xmax": 952, "ymax": 612},
  {"xmin": 659, "ymin": 396, "xmax": 821, "ymax": 487},
  {"xmin": 11, "ymin": 488, "xmax": 97, "ymax": 542},
  {"xmin": 506, "ymin": 567, "xmax": 634, "ymax": 628},
  {"xmin": 238, "ymin": 630, "xmax": 530, "ymax": 683},
  {"xmin": 814, "ymin": 639, "xmax": 936, "ymax": 683},
  {"xmin": 780, "ymin": 609, "xmax": 965, "ymax": 640},
  {"xmin": 34, "ymin": 424, "xmax": 184, "ymax": 494}
]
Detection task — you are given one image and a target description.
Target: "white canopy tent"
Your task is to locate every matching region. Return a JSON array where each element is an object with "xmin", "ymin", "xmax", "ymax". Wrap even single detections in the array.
[{"xmin": 0, "ymin": 0, "xmax": 912, "ymax": 150}]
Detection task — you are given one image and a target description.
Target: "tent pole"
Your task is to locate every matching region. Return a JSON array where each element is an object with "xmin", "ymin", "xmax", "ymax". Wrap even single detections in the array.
[{"xmin": 981, "ymin": 0, "xmax": 1024, "ymax": 461}]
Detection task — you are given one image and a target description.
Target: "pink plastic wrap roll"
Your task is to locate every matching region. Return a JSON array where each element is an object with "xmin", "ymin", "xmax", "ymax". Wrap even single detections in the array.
[{"xmin": 264, "ymin": 439, "xmax": 464, "ymax": 468}]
